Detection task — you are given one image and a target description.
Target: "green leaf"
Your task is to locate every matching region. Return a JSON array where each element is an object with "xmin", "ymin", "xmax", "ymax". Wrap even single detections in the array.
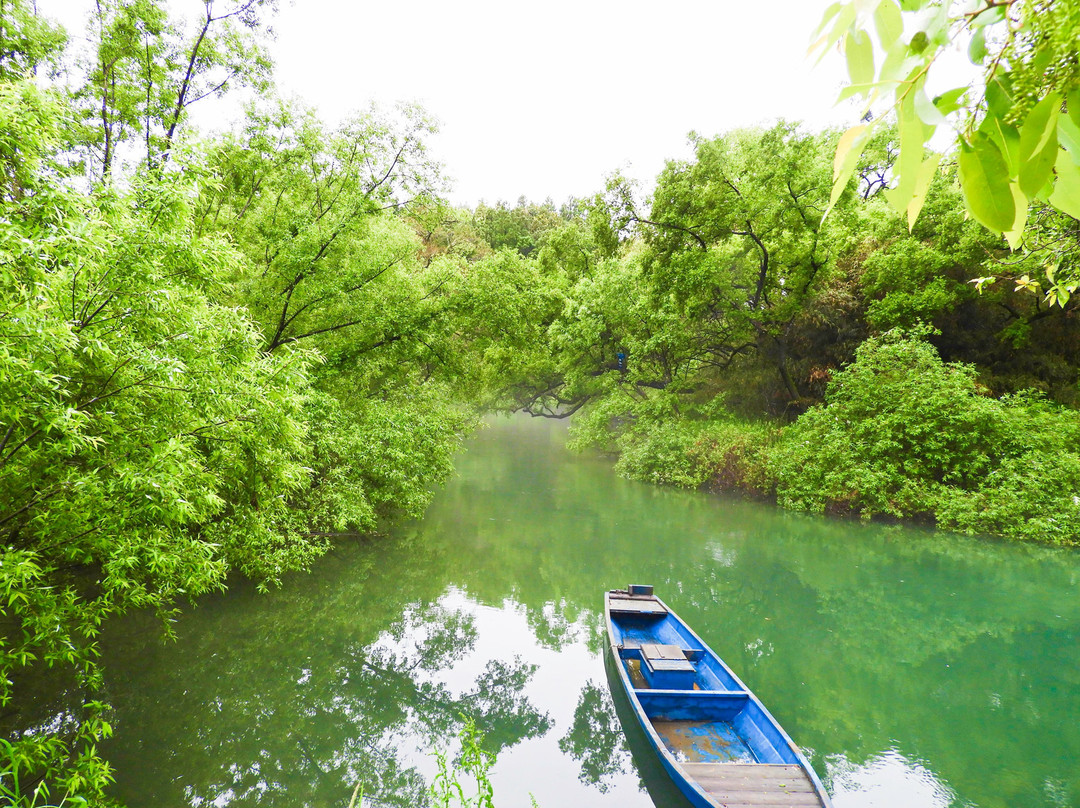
[
  {"xmin": 1004, "ymin": 182, "xmax": 1028, "ymax": 249},
  {"xmin": 909, "ymin": 30, "xmax": 929, "ymax": 53},
  {"xmin": 874, "ymin": 0, "xmax": 903, "ymax": 46},
  {"xmin": 958, "ymin": 134, "xmax": 1016, "ymax": 232},
  {"xmin": 1049, "ymin": 154, "xmax": 1080, "ymax": 219},
  {"xmin": 933, "ymin": 87, "xmax": 967, "ymax": 116},
  {"xmin": 968, "ymin": 27, "xmax": 987, "ymax": 63},
  {"xmin": 906, "ymin": 152, "xmax": 942, "ymax": 230},
  {"xmin": 980, "ymin": 113, "xmax": 1020, "ymax": 177},
  {"xmin": 924, "ymin": 0, "xmax": 953, "ymax": 46},
  {"xmin": 827, "ymin": 123, "xmax": 871, "ymax": 217},
  {"xmin": 971, "ymin": 4, "xmax": 1006, "ymax": 27},
  {"xmin": 885, "ymin": 91, "xmax": 927, "ymax": 215},
  {"xmin": 811, "ymin": 1, "xmax": 845, "ymax": 37},
  {"xmin": 879, "ymin": 42, "xmax": 919, "ymax": 83},
  {"xmin": 1068, "ymin": 88, "xmax": 1080, "ymax": 128},
  {"xmin": 914, "ymin": 85, "xmax": 945, "ymax": 126},
  {"xmin": 1059, "ymin": 113, "xmax": 1080, "ymax": 166},
  {"xmin": 809, "ymin": 2, "xmax": 857, "ymax": 63},
  {"xmin": 845, "ymin": 30, "xmax": 876, "ymax": 86},
  {"xmin": 985, "ymin": 75, "xmax": 1016, "ymax": 119},
  {"xmin": 837, "ymin": 81, "xmax": 887, "ymax": 103},
  {"xmin": 1018, "ymin": 92, "xmax": 1061, "ymax": 197}
]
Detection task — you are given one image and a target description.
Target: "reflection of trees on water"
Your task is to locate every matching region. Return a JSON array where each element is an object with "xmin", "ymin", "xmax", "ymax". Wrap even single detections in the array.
[
  {"xmin": 559, "ymin": 680, "xmax": 631, "ymax": 794},
  {"xmin": 526, "ymin": 601, "xmax": 577, "ymax": 650},
  {"xmin": 81, "ymin": 414, "xmax": 1080, "ymax": 808},
  {"xmin": 101, "ymin": 599, "xmax": 551, "ymax": 808},
  {"xmin": 460, "ymin": 657, "xmax": 552, "ymax": 756}
]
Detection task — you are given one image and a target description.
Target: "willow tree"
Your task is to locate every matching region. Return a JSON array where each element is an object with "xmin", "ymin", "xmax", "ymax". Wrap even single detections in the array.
[
  {"xmin": 194, "ymin": 97, "xmax": 473, "ymax": 535},
  {"xmin": 0, "ymin": 74, "xmax": 327, "ymax": 802}
]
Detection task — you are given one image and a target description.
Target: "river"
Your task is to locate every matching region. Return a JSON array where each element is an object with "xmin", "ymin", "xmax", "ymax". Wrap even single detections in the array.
[{"xmin": 99, "ymin": 415, "xmax": 1080, "ymax": 808}]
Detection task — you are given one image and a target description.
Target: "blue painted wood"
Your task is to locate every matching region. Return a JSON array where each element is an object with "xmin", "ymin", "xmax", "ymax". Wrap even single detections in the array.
[{"xmin": 605, "ymin": 589, "xmax": 832, "ymax": 808}]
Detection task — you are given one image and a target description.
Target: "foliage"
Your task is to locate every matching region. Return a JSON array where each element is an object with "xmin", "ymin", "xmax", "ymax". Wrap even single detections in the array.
[
  {"xmin": 0, "ymin": 107, "xmax": 327, "ymax": 798},
  {"xmin": 818, "ymin": 0, "xmax": 1080, "ymax": 296},
  {"xmin": 74, "ymin": 0, "xmax": 277, "ymax": 176},
  {"xmin": 771, "ymin": 331, "xmax": 1080, "ymax": 543},
  {"xmin": 855, "ymin": 164, "xmax": 987, "ymax": 329},
  {"xmin": 934, "ymin": 392, "xmax": 1080, "ymax": 542},
  {"xmin": 194, "ymin": 95, "xmax": 477, "ymax": 533},
  {"xmin": 637, "ymin": 123, "xmax": 858, "ymax": 404},
  {"xmin": 196, "ymin": 96, "xmax": 442, "ymax": 351},
  {"xmin": 613, "ymin": 418, "xmax": 775, "ymax": 493},
  {"xmin": 472, "ymin": 198, "xmax": 563, "ymax": 257},
  {"xmin": 297, "ymin": 389, "xmax": 471, "ymax": 533},
  {"xmin": 772, "ymin": 330, "xmax": 1002, "ymax": 517},
  {"xmin": 0, "ymin": 0, "xmax": 66, "ymax": 80},
  {"xmin": 0, "ymin": 6, "xmax": 472, "ymax": 803},
  {"xmin": 429, "ymin": 719, "xmax": 496, "ymax": 808},
  {"xmin": 523, "ymin": 123, "xmax": 868, "ymax": 434}
]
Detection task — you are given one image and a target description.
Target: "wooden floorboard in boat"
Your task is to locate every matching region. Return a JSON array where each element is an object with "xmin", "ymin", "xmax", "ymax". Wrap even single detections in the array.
[{"xmin": 682, "ymin": 763, "xmax": 826, "ymax": 807}]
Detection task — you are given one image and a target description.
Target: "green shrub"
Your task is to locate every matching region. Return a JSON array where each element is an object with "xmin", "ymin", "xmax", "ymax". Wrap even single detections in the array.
[
  {"xmin": 772, "ymin": 332, "xmax": 1080, "ymax": 544},
  {"xmin": 772, "ymin": 331, "xmax": 1003, "ymax": 518},
  {"xmin": 935, "ymin": 395, "xmax": 1080, "ymax": 544},
  {"xmin": 614, "ymin": 418, "xmax": 774, "ymax": 492}
]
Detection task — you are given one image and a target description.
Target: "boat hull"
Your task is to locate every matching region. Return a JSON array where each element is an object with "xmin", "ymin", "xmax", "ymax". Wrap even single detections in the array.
[{"xmin": 604, "ymin": 588, "xmax": 831, "ymax": 808}]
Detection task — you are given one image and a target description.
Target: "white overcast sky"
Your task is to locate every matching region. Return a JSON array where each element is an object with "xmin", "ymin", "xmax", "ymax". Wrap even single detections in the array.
[{"xmin": 49, "ymin": 0, "xmax": 858, "ymax": 206}]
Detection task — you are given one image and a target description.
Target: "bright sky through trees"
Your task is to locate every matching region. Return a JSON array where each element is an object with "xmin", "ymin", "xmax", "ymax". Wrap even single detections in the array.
[
  {"xmin": 271, "ymin": 0, "xmax": 853, "ymax": 204},
  {"xmin": 51, "ymin": 0, "xmax": 853, "ymax": 205}
]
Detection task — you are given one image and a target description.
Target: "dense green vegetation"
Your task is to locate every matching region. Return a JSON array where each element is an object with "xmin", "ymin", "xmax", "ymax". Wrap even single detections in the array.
[{"xmin": 2, "ymin": 0, "xmax": 1079, "ymax": 804}]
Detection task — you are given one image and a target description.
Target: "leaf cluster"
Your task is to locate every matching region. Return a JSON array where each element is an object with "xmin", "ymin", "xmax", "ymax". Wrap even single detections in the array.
[{"xmin": 820, "ymin": 0, "xmax": 1080, "ymax": 299}]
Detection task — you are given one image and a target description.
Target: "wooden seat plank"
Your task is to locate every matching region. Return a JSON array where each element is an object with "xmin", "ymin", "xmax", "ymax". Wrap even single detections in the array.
[
  {"xmin": 608, "ymin": 596, "xmax": 667, "ymax": 615},
  {"xmin": 683, "ymin": 763, "xmax": 808, "ymax": 780},
  {"xmin": 641, "ymin": 642, "xmax": 695, "ymax": 673}
]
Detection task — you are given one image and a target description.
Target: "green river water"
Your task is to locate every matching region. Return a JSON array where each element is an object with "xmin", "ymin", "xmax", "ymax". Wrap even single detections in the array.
[{"xmin": 97, "ymin": 415, "xmax": 1080, "ymax": 808}]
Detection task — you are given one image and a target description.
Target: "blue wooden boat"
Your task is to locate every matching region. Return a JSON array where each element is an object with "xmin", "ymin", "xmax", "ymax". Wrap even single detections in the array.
[{"xmin": 605, "ymin": 586, "xmax": 832, "ymax": 808}]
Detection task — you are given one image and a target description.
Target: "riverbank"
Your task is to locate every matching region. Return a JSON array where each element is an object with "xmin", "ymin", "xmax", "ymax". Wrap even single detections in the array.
[{"xmin": 574, "ymin": 333, "xmax": 1080, "ymax": 547}]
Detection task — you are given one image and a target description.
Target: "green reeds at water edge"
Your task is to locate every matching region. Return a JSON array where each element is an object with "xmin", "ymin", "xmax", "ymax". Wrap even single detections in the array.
[{"xmin": 352, "ymin": 719, "xmax": 535, "ymax": 808}]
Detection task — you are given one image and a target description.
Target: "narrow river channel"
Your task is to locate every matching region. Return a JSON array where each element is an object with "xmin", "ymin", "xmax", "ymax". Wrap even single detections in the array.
[{"xmin": 99, "ymin": 415, "xmax": 1080, "ymax": 808}]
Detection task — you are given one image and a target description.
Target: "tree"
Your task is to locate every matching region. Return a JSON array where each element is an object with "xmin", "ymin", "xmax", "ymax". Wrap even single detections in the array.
[
  {"xmin": 75, "ymin": 0, "xmax": 275, "ymax": 178},
  {"xmin": 472, "ymin": 198, "xmax": 563, "ymax": 257},
  {"xmin": 818, "ymin": 0, "xmax": 1080, "ymax": 300},
  {"xmin": 1, "ymin": 81, "xmax": 323, "ymax": 800},
  {"xmin": 771, "ymin": 330, "xmax": 1080, "ymax": 543},
  {"xmin": 0, "ymin": 0, "xmax": 66, "ymax": 81},
  {"xmin": 196, "ymin": 97, "xmax": 442, "ymax": 353},
  {"xmin": 641, "ymin": 123, "xmax": 854, "ymax": 406},
  {"xmin": 195, "ymin": 97, "xmax": 475, "ymax": 535}
]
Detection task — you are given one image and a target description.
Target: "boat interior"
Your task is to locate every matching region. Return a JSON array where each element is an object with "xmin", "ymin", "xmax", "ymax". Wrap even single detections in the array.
[{"xmin": 609, "ymin": 592, "xmax": 800, "ymax": 767}]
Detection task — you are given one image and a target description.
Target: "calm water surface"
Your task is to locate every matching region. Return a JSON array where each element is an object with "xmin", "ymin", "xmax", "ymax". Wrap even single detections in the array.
[{"xmin": 100, "ymin": 415, "xmax": 1080, "ymax": 808}]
